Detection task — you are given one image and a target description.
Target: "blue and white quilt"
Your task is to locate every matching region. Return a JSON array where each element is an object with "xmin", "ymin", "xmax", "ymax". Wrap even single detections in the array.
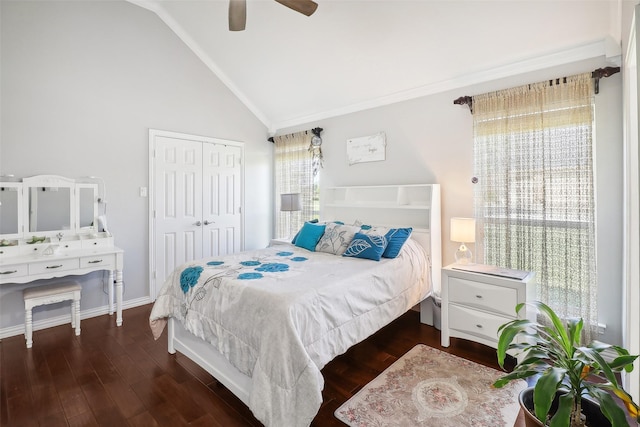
[{"xmin": 149, "ymin": 239, "xmax": 430, "ymax": 427}]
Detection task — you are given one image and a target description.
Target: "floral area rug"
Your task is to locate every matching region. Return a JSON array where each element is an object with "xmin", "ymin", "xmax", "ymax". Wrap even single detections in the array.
[{"xmin": 334, "ymin": 344, "xmax": 526, "ymax": 427}]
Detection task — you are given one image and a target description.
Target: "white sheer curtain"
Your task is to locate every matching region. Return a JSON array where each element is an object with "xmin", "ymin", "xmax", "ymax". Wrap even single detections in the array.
[
  {"xmin": 473, "ymin": 73, "xmax": 597, "ymax": 341},
  {"xmin": 274, "ymin": 131, "xmax": 317, "ymax": 239}
]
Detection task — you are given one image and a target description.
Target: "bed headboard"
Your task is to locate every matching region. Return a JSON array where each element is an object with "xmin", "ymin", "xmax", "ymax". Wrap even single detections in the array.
[{"xmin": 320, "ymin": 184, "xmax": 441, "ymax": 293}]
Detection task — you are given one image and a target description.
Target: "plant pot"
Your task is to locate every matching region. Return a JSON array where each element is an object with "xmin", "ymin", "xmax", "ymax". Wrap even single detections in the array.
[{"xmin": 519, "ymin": 387, "xmax": 612, "ymax": 427}]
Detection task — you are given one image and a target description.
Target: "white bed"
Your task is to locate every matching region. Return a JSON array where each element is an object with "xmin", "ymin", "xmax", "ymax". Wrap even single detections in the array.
[{"xmin": 149, "ymin": 184, "xmax": 441, "ymax": 427}]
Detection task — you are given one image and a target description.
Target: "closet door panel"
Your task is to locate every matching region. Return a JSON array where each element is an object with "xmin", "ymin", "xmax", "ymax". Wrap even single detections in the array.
[
  {"xmin": 153, "ymin": 136, "xmax": 203, "ymax": 294},
  {"xmin": 202, "ymin": 143, "xmax": 242, "ymax": 257}
]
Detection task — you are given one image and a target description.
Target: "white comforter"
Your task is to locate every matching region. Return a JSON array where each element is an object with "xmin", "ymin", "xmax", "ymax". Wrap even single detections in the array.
[{"xmin": 149, "ymin": 238, "xmax": 430, "ymax": 427}]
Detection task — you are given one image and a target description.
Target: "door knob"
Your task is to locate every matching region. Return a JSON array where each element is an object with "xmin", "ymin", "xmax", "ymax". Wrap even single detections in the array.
[
  {"xmin": 194, "ymin": 221, "xmax": 202, "ymax": 226},
  {"xmin": 204, "ymin": 220, "xmax": 215, "ymax": 225}
]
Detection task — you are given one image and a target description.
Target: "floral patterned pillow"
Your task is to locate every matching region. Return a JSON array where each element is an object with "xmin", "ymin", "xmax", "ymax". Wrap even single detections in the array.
[{"xmin": 315, "ymin": 223, "xmax": 360, "ymax": 255}]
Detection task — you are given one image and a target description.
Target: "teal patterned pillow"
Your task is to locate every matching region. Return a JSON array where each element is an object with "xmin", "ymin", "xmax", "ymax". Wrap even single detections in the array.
[
  {"xmin": 382, "ymin": 227, "xmax": 413, "ymax": 258},
  {"xmin": 342, "ymin": 232, "xmax": 388, "ymax": 261}
]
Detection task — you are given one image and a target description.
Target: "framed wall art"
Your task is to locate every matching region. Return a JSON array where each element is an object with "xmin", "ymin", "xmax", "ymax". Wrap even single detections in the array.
[{"xmin": 346, "ymin": 132, "xmax": 386, "ymax": 165}]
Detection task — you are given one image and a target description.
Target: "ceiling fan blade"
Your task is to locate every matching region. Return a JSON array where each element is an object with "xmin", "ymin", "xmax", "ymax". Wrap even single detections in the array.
[
  {"xmin": 274, "ymin": 0, "xmax": 318, "ymax": 16},
  {"xmin": 229, "ymin": 0, "xmax": 246, "ymax": 31}
]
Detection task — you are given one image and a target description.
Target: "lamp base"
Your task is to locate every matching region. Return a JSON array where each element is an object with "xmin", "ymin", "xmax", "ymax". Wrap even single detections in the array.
[{"xmin": 454, "ymin": 243, "xmax": 473, "ymax": 265}]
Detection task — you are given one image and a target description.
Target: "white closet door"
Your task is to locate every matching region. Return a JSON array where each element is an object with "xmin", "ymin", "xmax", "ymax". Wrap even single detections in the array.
[
  {"xmin": 202, "ymin": 143, "xmax": 243, "ymax": 257},
  {"xmin": 150, "ymin": 130, "xmax": 244, "ymax": 299},
  {"xmin": 153, "ymin": 136, "xmax": 204, "ymax": 287}
]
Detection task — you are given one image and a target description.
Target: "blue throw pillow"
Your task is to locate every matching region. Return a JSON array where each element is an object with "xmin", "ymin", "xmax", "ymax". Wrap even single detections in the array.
[
  {"xmin": 343, "ymin": 232, "xmax": 388, "ymax": 261},
  {"xmin": 291, "ymin": 219, "xmax": 319, "ymax": 244},
  {"xmin": 383, "ymin": 227, "xmax": 413, "ymax": 258},
  {"xmin": 294, "ymin": 222, "xmax": 326, "ymax": 251}
]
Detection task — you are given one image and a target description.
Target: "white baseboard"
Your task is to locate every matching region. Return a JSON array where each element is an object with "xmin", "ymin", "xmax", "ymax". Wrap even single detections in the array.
[{"xmin": 0, "ymin": 296, "xmax": 152, "ymax": 340}]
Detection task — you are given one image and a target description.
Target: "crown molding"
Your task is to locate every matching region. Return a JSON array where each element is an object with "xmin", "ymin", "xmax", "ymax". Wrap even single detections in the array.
[{"xmin": 270, "ymin": 37, "xmax": 621, "ymax": 133}]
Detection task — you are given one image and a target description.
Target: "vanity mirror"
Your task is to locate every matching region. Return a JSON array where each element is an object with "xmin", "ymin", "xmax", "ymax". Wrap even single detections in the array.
[
  {"xmin": 0, "ymin": 182, "xmax": 23, "ymax": 238},
  {"xmin": 0, "ymin": 175, "xmax": 101, "ymax": 243}
]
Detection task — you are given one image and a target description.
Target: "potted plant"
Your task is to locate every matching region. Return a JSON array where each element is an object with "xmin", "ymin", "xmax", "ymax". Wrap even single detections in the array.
[{"xmin": 493, "ymin": 301, "xmax": 639, "ymax": 427}]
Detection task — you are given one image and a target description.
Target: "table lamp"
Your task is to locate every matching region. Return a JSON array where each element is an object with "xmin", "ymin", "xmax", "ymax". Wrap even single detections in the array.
[
  {"xmin": 280, "ymin": 193, "xmax": 302, "ymax": 238},
  {"xmin": 450, "ymin": 217, "xmax": 475, "ymax": 264}
]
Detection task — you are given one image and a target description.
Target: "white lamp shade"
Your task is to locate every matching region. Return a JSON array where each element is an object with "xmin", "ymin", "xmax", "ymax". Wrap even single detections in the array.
[
  {"xmin": 280, "ymin": 193, "xmax": 302, "ymax": 212},
  {"xmin": 450, "ymin": 217, "xmax": 476, "ymax": 243}
]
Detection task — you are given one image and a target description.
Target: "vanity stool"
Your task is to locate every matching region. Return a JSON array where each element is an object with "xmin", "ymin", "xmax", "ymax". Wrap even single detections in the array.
[{"xmin": 23, "ymin": 282, "xmax": 81, "ymax": 348}]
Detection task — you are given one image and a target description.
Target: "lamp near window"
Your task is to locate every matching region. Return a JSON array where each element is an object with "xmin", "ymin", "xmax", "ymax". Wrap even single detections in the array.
[
  {"xmin": 280, "ymin": 193, "xmax": 302, "ymax": 238},
  {"xmin": 450, "ymin": 217, "xmax": 475, "ymax": 264}
]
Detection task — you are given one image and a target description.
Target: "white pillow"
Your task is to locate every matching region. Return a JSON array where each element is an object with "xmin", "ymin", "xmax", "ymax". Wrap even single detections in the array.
[{"xmin": 315, "ymin": 223, "xmax": 360, "ymax": 255}]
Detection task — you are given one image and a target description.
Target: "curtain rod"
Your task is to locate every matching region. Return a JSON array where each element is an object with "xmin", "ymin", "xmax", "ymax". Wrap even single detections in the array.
[
  {"xmin": 453, "ymin": 66, "xmax": 620, "ymax": 113},
  {"xmin": 268, "ymin": 127, "xmax": 323, "ymax": 143}
]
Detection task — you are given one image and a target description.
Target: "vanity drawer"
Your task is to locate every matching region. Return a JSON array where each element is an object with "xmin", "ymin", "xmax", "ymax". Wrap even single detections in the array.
[
  {"xmin": 448, "ymin": 277, "xmax": 518, "ymax": 317},
  {"xmin": 29, "ymin": 258, "xmax": 80, "ymax": 275},
  {"xmin": 0, "ymin": 263, "xmax": 28, "ymax": 279},
  {"xmin": 58, "ymin": 241, "xmax": 82, "ymax": 251},
  {"xmin": 81, "ymin": 238, "xmax": 114, "ymax": 249},
  {"xmin": 448, "ymin": 304, "xmax": 512, "ymax": 344},
  {"xmin": 80, "ymin": 255, "xmax": 113, "ymax": 269}
]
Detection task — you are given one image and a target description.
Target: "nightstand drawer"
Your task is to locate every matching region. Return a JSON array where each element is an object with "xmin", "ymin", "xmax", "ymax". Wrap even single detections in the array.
[
  {"xmin": 448, "ymin": 304, "xmax": 512, "ymax": 344},
  {"xmin": 448, "ymin": 277, "xmax": 518, "ymax": 317}
]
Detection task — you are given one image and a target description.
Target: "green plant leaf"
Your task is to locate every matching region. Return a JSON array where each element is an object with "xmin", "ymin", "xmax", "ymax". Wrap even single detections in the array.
[
  {"xmin": 588, "ymin": 340, "xmax": 613, "ymax": 352},
  {"xmin": 493, "ymin": 370, "xmax": 539, "ymax": 388},
  {"xmin": 592, "ymin": 389, "xmax": 632, "ymax": 427},
  {"xmin": 496, "ymin": 319, "xmax": 533, "ymax": 368},
  {"xmin": 532, "ymin": 301, "xmax": 572, "ymax": 354},
  {"xmin": 566, "ymin": 317, "xmax": 583, "ymax": 346},
  {"xmin": 548, "ymin": 392, "xmax": 573, "ymax": 427},
  {"xmin": 579, "ymin": 346, "xmax": 619, "ymax": 386},
  {"xmin": 534, "ymin": 367, "xmax": 566, "ymax": 422},
  {"xmin": 608, "ymin": 355, "xmax": 639, "ymax": 372}
]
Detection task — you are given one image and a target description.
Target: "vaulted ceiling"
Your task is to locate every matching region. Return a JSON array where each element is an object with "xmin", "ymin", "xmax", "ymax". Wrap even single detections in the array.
[{"xmin": 129, "ymin": 0, "xmax": 620, "ymax": 133}]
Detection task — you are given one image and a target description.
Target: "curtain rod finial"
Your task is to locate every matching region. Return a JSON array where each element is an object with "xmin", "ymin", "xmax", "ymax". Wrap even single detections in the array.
[{"xmin": 453, "ymin": 96, "xmax": 473, "ymax": 113}]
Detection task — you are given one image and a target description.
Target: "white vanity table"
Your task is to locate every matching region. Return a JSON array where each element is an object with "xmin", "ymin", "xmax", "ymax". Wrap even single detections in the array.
[{"xmin": 0, "ymin": 175, "xmax": 124, "ymax": 326}]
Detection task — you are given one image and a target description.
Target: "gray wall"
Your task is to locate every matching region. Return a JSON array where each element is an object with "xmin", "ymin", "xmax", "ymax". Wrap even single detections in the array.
[
  {"xmin": 280, "ymin": 58, "xmax": 624, "ymax": 345},
  {"xmin": 0, "ymin": 1, "xmax": 272, "ymax": 332}
]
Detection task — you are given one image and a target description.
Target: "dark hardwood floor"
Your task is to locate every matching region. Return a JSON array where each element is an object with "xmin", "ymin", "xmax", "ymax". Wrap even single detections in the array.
[{"xmin": 1, "ymin": 304, "xmax": 524, "ymax": 427}]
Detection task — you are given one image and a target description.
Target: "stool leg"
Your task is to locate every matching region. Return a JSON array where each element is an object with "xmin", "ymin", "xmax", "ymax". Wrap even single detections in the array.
[
  {"xmin": 25, "ymin": 307, "xmax": 33, "ymax": 349},
  {"xmin": 70, "ymin": 301, "xmax": 76, "ymax": 329},
  {"xmin": 74, "ymin": 299, "xmax": 81, "ymax": 336}
]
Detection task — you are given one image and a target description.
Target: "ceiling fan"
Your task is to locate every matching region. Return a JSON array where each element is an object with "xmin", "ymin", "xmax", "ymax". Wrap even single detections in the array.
[{"xmin": 229, "ymin": 0, "xmax": 318, "ymax": 31}]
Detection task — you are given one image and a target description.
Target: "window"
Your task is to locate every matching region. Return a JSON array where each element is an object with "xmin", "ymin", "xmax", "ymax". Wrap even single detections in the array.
[
  {"xmin": 473, "ymin": 73, "xmax": 597, "ymax": 341},
  {"xmin": 274, "ymin": 131, "xmax": 319, "ymax": 238}
]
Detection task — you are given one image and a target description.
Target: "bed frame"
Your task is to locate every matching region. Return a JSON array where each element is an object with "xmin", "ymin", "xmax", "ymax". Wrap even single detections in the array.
[{"xmin": 166, "ymin": 183, "xmax": 442, "ymax": 409}]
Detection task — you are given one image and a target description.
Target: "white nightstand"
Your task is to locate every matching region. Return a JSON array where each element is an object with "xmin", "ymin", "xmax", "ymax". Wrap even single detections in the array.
[{"xmin": 441, "ymin": 264, "xmax": 535, "ymax": 361}]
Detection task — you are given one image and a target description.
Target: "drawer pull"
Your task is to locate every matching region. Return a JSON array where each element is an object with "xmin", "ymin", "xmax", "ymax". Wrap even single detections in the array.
[
  {"xmin": 0, "ymin": 270, "xmax": 17, "ymax": 275},
  {"xmin": 476, "ymin": 324, "xmax": 484, "ymax": 329},
  {"xmin": 475, "ymin": 295, "xmax": 484, "ymax": 299},
  {"xmin": 88, "ymin": 259, "xmax": 103, "ymax": 264},
  {"xmin": 46, "ymin": 265, "xmax": 63, "ymax": 269}
]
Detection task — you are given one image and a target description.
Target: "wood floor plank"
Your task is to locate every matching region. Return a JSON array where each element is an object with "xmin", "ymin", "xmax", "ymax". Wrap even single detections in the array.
[
  {"xmin": 127, "ymin": 411, "xmax": 160, "ymax": 427},
  {"xmin": 103, "ymin": 378, "xmax": 146, "ymax": 419},
  {"xmin": 30, "ymin": 383, "xmax": 64, "ymax": 419},
  {"xmin": 58, "ymin": 388, "xmax": 92, "ymax": 420},
  {"xmin": 67, "ymin": 410, "xmax": 100, "ymax": 427}
]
